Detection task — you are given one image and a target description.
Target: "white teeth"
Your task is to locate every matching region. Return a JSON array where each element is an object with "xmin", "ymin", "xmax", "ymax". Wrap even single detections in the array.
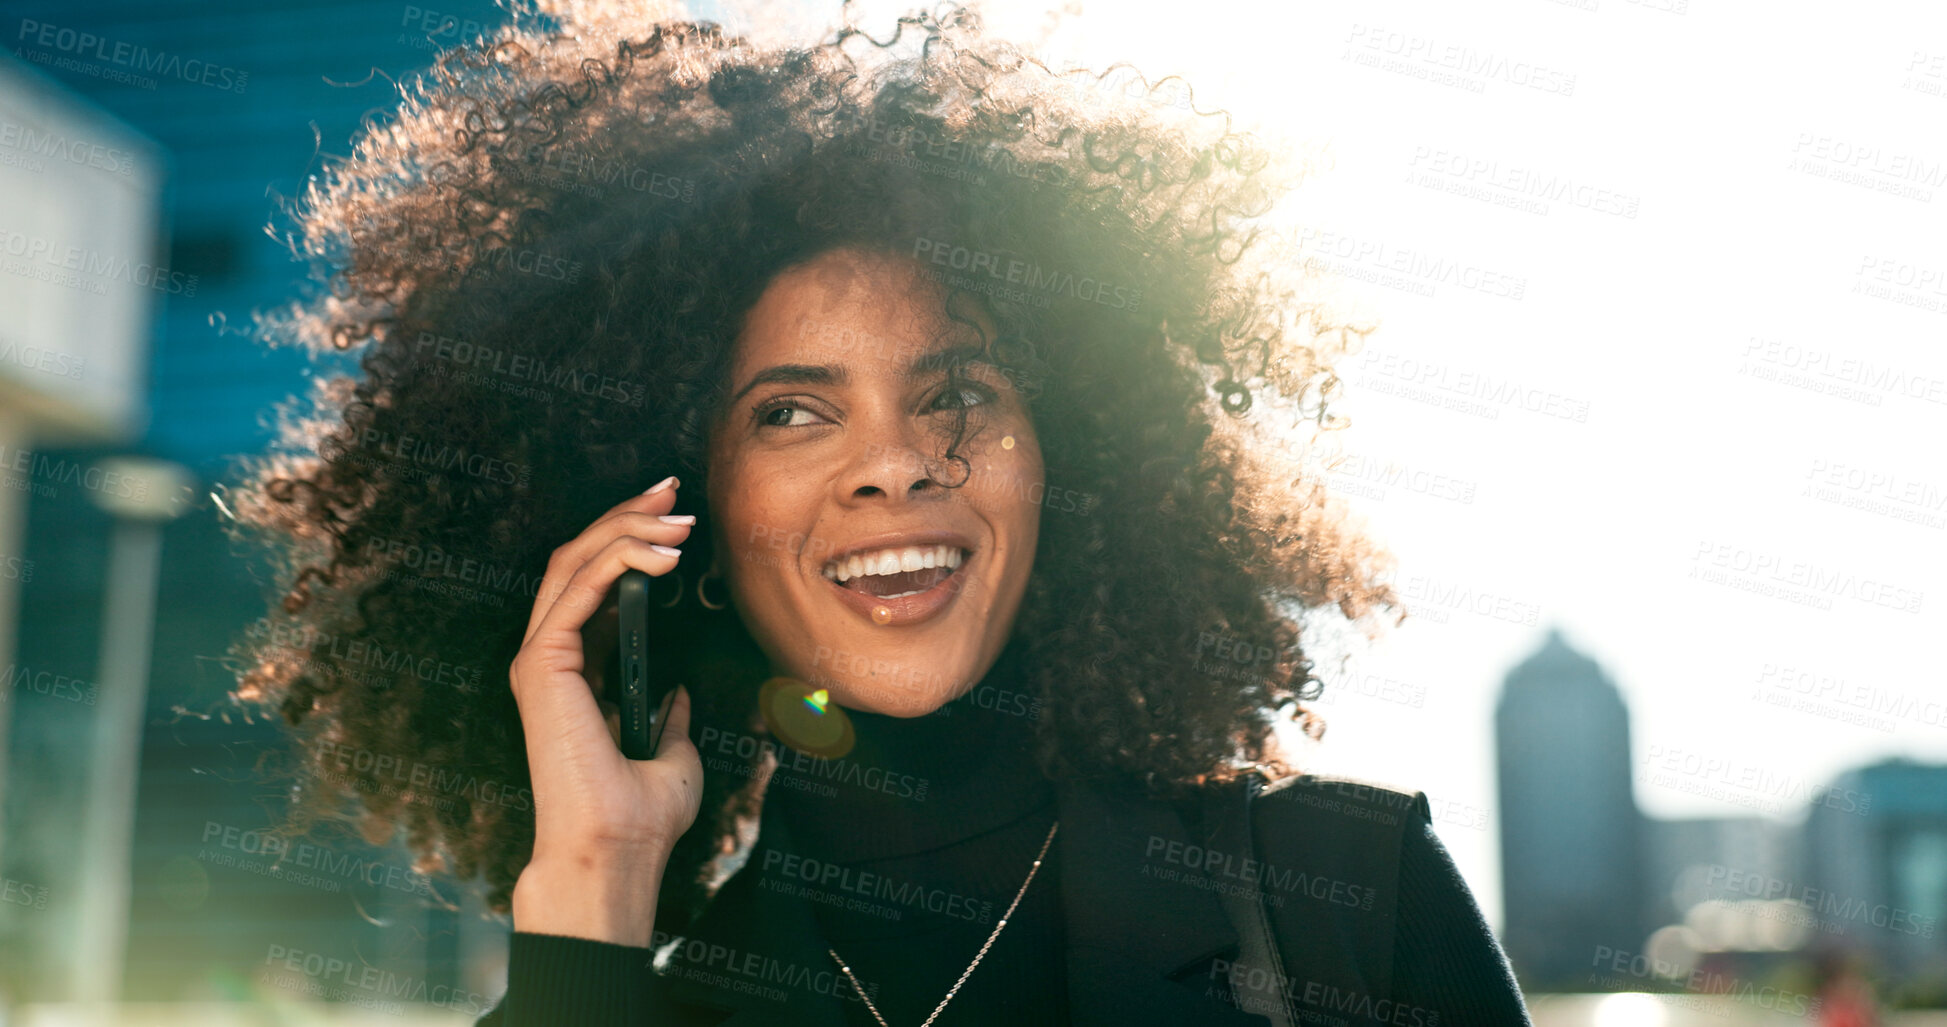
[{"xmin": 824, "ymin": 544, "xmax": 967, "ymax": 583}]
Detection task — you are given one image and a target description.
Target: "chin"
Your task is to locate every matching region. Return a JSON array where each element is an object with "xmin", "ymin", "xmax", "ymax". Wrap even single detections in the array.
[{"xmin": 826, "ymin": 677, "xmax": 971, "ymax": 718}]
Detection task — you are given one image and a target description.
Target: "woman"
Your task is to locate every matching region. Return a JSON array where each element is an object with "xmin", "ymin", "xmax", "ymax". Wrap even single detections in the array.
[{"xmin": 228, "ymin": 3, "xmax": 1533, "ymax": 1024}]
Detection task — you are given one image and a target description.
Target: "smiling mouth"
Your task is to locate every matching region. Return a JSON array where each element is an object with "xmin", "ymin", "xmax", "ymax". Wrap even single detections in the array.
[{"xmin": 821, "ymin": 544, "xmax": 968, "ymax": 599}]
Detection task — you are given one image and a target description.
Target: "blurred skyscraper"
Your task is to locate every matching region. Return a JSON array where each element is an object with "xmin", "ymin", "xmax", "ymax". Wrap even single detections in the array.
[
  {"xmin": 1495, "ymin": 627, "xmax": 1646, "ymax": 989},
  {"xmin": 1496, "ymin": 629, "xmax": 1947, "ymax": 999},
  {"xmin": 1805, "ymin": 759, "xmax": 1947, "ymax": 987}
]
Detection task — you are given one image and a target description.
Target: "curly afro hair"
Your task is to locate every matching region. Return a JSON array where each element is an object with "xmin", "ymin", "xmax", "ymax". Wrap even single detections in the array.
[{"xmin": 221, "ymin": 0, "xmax": 1402, "ymax": 931}]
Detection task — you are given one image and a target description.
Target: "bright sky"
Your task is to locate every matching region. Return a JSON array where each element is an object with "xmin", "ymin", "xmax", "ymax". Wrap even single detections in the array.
[{"xmin": 712, "ymin": 0, "xmax": 1947, "ymax": 929}]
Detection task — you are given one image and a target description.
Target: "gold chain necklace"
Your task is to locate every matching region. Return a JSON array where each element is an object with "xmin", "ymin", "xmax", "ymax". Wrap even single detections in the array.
[{"xmin": 828, "ymin": 819, "xmax": 1060, "ymax": 1027}]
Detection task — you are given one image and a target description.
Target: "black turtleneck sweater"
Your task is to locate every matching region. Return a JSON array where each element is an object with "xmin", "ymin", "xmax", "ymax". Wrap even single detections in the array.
[
  {"xmin": 757, "ymin": 644, "xmax": 1067, "ymax": 1025},
  {"xmin": 480, "ymin": 646, "xmax": 1532, "ymax": 1025}
]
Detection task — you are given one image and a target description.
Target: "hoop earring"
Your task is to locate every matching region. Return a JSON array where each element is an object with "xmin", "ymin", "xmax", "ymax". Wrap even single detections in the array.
[
  {"xmin": 658, "ymin": 572, "xmax": 684, "ymax": 609},
  {"xmin": 696, "ymin": 564, "xmax": 730, "ymax": 611}
]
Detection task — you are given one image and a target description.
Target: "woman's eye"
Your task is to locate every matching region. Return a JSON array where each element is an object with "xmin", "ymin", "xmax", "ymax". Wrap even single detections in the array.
[
  {"xmin": 757, "ymin": 402, "xmax": 825, "ymax": 427},
  {"xmin": 930, "ymin": 384, "xmax": 994, "ymax": 411}
]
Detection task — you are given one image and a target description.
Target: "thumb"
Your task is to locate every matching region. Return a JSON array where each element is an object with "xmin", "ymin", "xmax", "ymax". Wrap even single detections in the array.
[{"xmin": 654, "ymin": 684, "xmax": 693, "ymax": 760}]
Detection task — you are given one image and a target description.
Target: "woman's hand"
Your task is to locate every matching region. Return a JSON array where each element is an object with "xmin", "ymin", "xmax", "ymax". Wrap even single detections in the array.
[{"xmin": 507, "ymin": 476, "xmax": 703, "ymax": 947}]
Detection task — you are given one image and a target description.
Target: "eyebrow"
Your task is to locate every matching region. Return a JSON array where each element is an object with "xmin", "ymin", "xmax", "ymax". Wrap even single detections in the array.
[{"xmin": 729, "ymin": 342, "xmax": 993, "ymax": 404}]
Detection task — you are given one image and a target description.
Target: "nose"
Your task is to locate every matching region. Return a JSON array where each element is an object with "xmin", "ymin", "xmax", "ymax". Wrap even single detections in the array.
[{"xmin": 834, "ymin": 421, "xmax": 943, "ymax": 505}]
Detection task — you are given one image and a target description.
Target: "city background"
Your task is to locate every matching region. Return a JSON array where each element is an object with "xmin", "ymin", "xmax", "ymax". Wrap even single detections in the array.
[{"xmin": 2, "ymin": 0, "xmax": 1943, "ymax": 1024}]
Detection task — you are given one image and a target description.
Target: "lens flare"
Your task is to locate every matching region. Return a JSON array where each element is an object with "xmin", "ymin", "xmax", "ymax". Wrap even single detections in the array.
[{"xmin": 759, "ymin": 677, "xmax": 853, "ymax": 758}]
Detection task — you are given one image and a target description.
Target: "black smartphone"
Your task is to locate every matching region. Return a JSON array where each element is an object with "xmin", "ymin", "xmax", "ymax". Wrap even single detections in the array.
[{"xmin": 616, "ymin": 569, "xmax": 675, "ymax": 759}]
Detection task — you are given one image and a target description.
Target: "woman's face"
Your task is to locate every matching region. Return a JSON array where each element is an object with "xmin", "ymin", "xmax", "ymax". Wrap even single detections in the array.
[{"xmin": 705, "ymin": 248, "xmax": 1044, "ymax": 717}]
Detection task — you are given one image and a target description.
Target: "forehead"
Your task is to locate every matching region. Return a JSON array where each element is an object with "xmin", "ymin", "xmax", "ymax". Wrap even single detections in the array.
[{"xmin": 732, "ymin": 248, "xmax": 992, "ymax": 376}]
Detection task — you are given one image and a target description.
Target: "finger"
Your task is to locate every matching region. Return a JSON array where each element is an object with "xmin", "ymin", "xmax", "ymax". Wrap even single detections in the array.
[
  {"xmin": 521, "ymin": 478, "xmax": 682, "ymax": 644},
  {"xmin": 524, "ymin": 513, "xmax": 690, "ymax": 648},
  {"xmin": 656, "ymin": 684, "xmax": 689, "ymax": 754},
  {"xmin": 524, "ymin": 502, "xmax": 695, "ymax": 645},
  {"xmin": 509, "ymin": 537, "xmax": 681, "ymax": 721},
  {"xmin": 648, "ymin": 685, "xmax": 702, "ymax": 802},
  {"xmin": 589, "ymin": 476, "xmax": 683, "ymax": 532}
]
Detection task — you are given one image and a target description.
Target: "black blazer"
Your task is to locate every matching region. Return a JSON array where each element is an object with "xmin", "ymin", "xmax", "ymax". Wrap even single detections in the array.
[{"xmin": 479, "ymin": 772, "xmax": 1533, "ymax": 1026}]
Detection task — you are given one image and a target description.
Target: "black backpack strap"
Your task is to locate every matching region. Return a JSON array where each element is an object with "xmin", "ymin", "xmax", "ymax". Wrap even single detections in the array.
[
  {"xmin": 1204, "ymin": 772, "xmax": 1419, "ymax": 1020},
  {"xmin": 1200, "ymin": 774, "xmax": 1297, "ymax": 1027}
]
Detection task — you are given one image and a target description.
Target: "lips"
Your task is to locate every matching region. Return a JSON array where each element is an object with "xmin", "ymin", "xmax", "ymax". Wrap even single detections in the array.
[
  {"xmin": 815, "ymin": 531, "xmax": 975, "ymax": 626},
  {"xmin": 822, "ymin": 543, "xmax": 966, "ymax": 598}
]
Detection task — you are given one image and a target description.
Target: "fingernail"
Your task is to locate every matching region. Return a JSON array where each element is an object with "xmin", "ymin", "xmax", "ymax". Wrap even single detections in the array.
[
  {"xmin": 650, "ymin": 544, "xmax": 682, "ymax": 557},
  {"xmin": 644, "ymin": 476, "xmax": 679, "ymax": 495},
  {"xmin": 657, "ymin": 514, "xmax": 696, "ymax": 525}
]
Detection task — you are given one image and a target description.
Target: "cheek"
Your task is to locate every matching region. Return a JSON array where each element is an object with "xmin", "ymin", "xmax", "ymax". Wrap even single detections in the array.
[{"xmin": 973, "ymin": 437, "xmax": 1044, "ymax": 540}]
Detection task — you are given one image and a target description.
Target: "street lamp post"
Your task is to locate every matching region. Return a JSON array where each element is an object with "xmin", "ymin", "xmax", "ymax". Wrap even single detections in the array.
[{"xmin": 67, "ymin": 456, "xmax": 194, "ymax": 1008}]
